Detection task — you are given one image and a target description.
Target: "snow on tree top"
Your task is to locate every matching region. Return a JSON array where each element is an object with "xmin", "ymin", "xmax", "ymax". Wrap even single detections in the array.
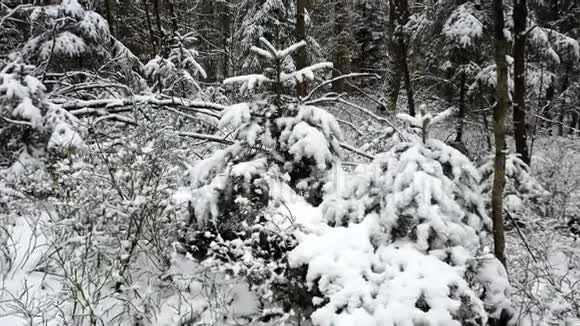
[
  {"xmin": 283, "ymin": 121, "xmax": 334, "ymax": 171},
  {"xmin": 219, "ymin": 103, "xmax": 252, "ymax": 130},
  {"xmin": 443, "ymin": 3, "xmax": 483, "ymax": 49},
  {"xmin": 223, "ymin": 74, "xmax": 271, "ymax": 94}
]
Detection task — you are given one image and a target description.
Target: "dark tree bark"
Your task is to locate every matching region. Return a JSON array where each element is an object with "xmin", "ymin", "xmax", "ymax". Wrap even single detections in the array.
[
  {"xmin": 332, "ymin": 0, "xmax": 352, "ymax": 93},
  {"xmin": 296, "ymin": 0, "xmax": 307, "ymax": 96},
  {"xmin": 152, "ymin": 0, "xmax": 164, "ymax": 53},
  {"xmin": 400, "ymin": 39, "xmax": 415, "ymax": 116},
  {"xmin": 492, "ymin": 0, "xmax": 509, "ymax": 269},
  {"xmin": 386, "ymin": 0, "xmax": 414, "ymax": 116},
  {"xmin": 165, "ymin": 0, "xmax": 178, "ymax": 35},
  {"xmin": 117, "ymin": 0, "xmax": 131, "ymax": 41},
  {"xmin": 455, "ymin": 71, "xmax": 467, "ymax": 142},
  {"xmin": 103, "ymin": 0, "xmax": 116, "ymax": 37},
  {"xmin": 558, "ymin": 65, "xmax": 570, "ymax": 136},
  {"xmin": 218, "ymin": 0, "xmax": 231, "ymax": 80},
  {"xmin": 570, "ymin": 110, "xmax": 579, "ymax": 134},
  {"xmin": 513, "ymin": 0, "xmax": 530, "ymax": 165},
  {"xmin": 143, "ymin": 0, "xmax": 157, "ymax": 57}
]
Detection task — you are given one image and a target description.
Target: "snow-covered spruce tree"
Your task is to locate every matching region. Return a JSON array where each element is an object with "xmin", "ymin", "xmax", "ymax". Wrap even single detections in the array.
[
  {"xmin": 234, "ymin": 0, "xmax": 295, "ymax": 73},
  {"xmin": 174, "ymin": 38, "xmax": 341, "ymax": 321},
  {"xmin": 352, "ymin": 0, "xmax": 387, "ymax": 73},
  {"xmin": 440, "ymin": 2, "xmax": 486, "ymax": 142},
  {"xmin": 144, "ymin": 31, "xmax": 207, "ymax": 97},
  {"xmin": 0, "ymin": 54, "xmax": 84, "ymax": 165},
  {"xmin": 406, "ymin": 0, "xmax": 492, "ymax": 144},
  {"xmin": 24, "ymin": 0, "xmax": 111, "ymax": 70},
  {"xmin": 479, "ymin": 153, "xmax": 549, "ymax": 228},
  {"xmin": 232, "ymin": 0, "xmax": 323, "ymax": 75},
  {"xmin": 289, "ymin": 108, "xmax": 514, "ymax": 326},
  {"xmin": 23, "ymin": 0, "xmax": 142, "ymax": 82},
  {"xmin": 520, "ymin": 16, "xmax": 580, "ymax": 136}
]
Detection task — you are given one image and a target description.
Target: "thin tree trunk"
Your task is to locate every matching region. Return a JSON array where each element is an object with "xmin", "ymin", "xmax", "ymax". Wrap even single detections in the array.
[
  {"xmin": 152, "ymin": 0, "xmax": 164, "ymax": 52},
  {"xmin": 456, "ymin": 71, "xmax": 466, "ymax": 142},
  {"xmin": 570, "ymin": 111, "xmax": 578, "ymax": 134},
  {"xmin": 143, "ymin": 0, "xmax": 157, "ymax": 57},
  {"xmin": 513, "ymin": 0, "xmax": 530, "ymax": 164},
  {"xmin": 387, "ymin": 0, "xmax": 414, "ymax": 116},
  {"xmin": 386, "ymin": 0, "xmax": 400, "ymax": 112},
  {"xmin": 117, "ymin": 0, "xmax": 131, "ymax": 42},
  {"xmin": 332, "ymin": 0, "xmax": 352, "ymax": 92},
  {"xmin": 217, "ymin": 0, "xmax": 230, "ymax": 80},
  {"xmin": 529, "ymin": 60, "xmax": 545, "ymax": 166},
  {"xmin": 543, "ymin": 82, "xmax": 555, "ymax": 133},
  {"xmin": 558, "ymin": 65, "xmax": 570, "ymax": 136},
  {"xmin": 492, "ymin": 0, "xmax": 509, "ymax": 269},
  {"xmin": 104, "ymin": 0, "xmax": 116, "ymax": 37},
  {"xmin": 400, "ymin": 39, "xmax": 415, "ymax": 116},
  {"xmin": 296, "ymin": 0, "xmax": 307, "ymax": 96},
  {"xmin": 165, "ymin": 0, "xmax": 178, "ymax": 35},
  {"xmin": 482, "ymin": 103, "xmax": 492, "ymax": 151}
]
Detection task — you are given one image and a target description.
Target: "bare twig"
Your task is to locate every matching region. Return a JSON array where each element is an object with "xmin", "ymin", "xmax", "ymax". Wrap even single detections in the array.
[
  {"xmin": 304, "ymin": 73, "xmax": 379, "ymax": 101},
  {"xmin": 0, "ymin": 4, "xmax": 31, "ymax": 28},
  {"xmin": 336, "ymin": 98, "xmax": 409, "ymax": 141},
  {"xmin": 339, "ymin": 142, "xmax": 375, "ymax": 160}
]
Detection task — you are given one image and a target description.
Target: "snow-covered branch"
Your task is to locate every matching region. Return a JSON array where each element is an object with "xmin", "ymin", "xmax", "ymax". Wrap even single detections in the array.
[
  {"xmin": 304, "ymin": 73, "xmax": 380, "ymax": 101},
  {"xmin": 56, "ymin": 95, "xmax": 227, "ymax": 113}
]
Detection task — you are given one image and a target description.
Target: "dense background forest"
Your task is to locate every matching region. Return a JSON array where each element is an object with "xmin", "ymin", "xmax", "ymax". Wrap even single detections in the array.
[{"xmin": 1, "ymin": 0, "xmax": 579, "ymax": 325}]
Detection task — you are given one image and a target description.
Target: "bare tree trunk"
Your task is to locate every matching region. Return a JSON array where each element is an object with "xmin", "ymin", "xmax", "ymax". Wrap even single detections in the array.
[
  {"xmin": 217, "ymin": 0, "xmax": 230, "ymax": 80},
  {"xmin": 387, "ymin": 0, "xmax": 414, "ymax": 116},
  {"xmin": 165, "ymin": 0, "xmax": 178, "ymax": 35},
  {"xmin": 386, "ymin": 0, "xmax": 401, "ymax": 112},
  {"xmin": 482, "ymin": 102, "xmax": 492, "ymax": 151},
  {"xmin": 558, "ymin": 65, "xmax": 570, "ymax": 136},
  {"xmin": 455, "ymin": 71, "xmax": 467, "ymax": 142},
  {"xmin": 492, "ymin": 0, "xmax": 509, "ymax": 269},
  {"xmin": 296, "ymin": 0, "xmax": 307, "ymax": 96},
  {"xmin": 332, "ymin": 0, "xmax": 352, "ymax": 92},
  {"xmin": 104, "ymin": 0, "xmax": 116, "ymax": 37},
  {"xmin": 400, "ymin": 39, "xmax": 415, "ymax": 116},
  {"xmin": 152, "ymin": 0, "xmax": 164, "ymax": 53},
  {"xmin": 513, "ymin": 0, "xmax": 530, "ymax": 165},
  {"xmin": 570, "ymin": 110, "xmax": 579, "ymax": 134},
  {"xmin": 117, "ymin": 0, "xmax": 131, "ymax": 42},
  {"xmin": 143, "ymin": 0, "xmax": 157, "ymax": 57}
]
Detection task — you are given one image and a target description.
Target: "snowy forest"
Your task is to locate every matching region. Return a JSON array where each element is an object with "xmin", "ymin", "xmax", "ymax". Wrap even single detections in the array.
[{"xmin": 0, "ymin": 0, "xmax": 579, "ymax": 325}]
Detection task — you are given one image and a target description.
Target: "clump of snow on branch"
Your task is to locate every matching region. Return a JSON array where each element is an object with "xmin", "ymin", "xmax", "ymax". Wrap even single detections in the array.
[
  {"xmin": 288, "ymin": 122, "xmax": 513, "ymax": 325},
  {"xmin": 144, "ymin": 32, "xmax": 206, "ymax": 97},
  {"xmin": 224, "ymin": 38, "xmax": 333, "ymax": 95},
  {"xmin": 24, "ymin": 0, "xmax": 112, "ymax": 64},
  {"xmin": 219, "ymin": 103, "xmax": 252, "ymax": 130},
  {"xmin": 443, "ymin": 3, "xmax": 483, "ymax": 49},
  {"xmin": 1, "ymin": 56, "xmax": 84, "ymax": 151}
]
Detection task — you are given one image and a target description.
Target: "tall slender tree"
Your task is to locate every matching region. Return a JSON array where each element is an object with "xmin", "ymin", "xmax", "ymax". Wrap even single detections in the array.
[
  {"xmin": 387, "ymin": 0, "xmax": 415, "ymax": 116},
  {"xmin": 332, "ymin": 0, "xmax": 352, "ymax": 92},
  {"xmin": 513, "ymin": 0, "xmax": 530, "ymax": 164},
  {"xmin": 492, "ymin": 0, "xmax": 509, "ymax": 268},
  {"xmin": 296, "ymin": 0, "xmax": 307, "ymax": 96}
]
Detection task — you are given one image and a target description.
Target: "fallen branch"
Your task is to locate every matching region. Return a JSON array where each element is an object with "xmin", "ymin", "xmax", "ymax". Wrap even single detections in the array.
[
  {"xmin": 55, "ymin": 95, "xmax": 227, "ymax": 113},
  {"xmin": 336, "ymin": 118, "xmax": 364, "ymax": 137},
  {"xmin": 304, "ymin": 73, "xmax": 379, "ymax": 101},
  {"xmin": 52, "ymin": 83, "xmax": 132, "ymax": 96},
  {"xmin": 337, "ymin": 98, "xmax": 409, "ymax": 141},
  {"xmin": 339, "ymin": 142, "xmax": 375, "ymax": 160},
  {"xmin": 178, "ymin": 131, "xmax": 233, "ymax": 145},
  {"xmin": 178, "ymin": 131, "xmax": 374, "ymax": 160},
  {"xmin": 0, "ymin": 116, "xmax": 34, "ymax": 127},
  {"xmin": 0, "ymin": 4, "xmax": 31, "ymax": 28},
  {"xmin": 93, "ymin": 114, "xmax": 137, "ymax": 126}
]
